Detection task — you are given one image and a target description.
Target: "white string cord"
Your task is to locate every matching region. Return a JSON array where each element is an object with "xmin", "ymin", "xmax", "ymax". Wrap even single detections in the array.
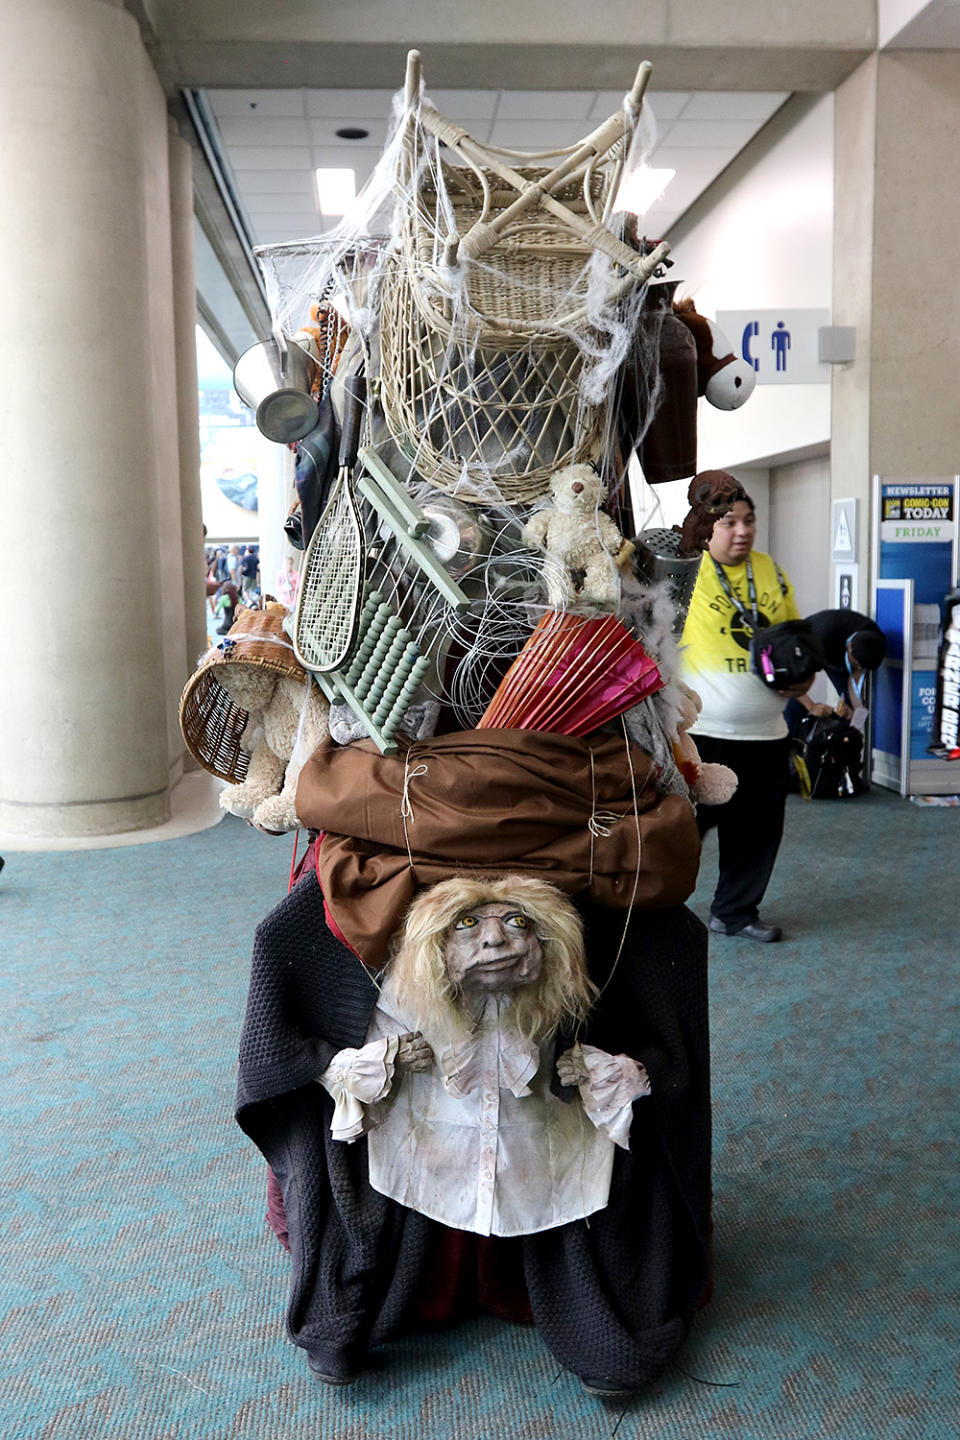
[{"xmin": 400, "ymin": 752, "xmax": 429, "ymax": 869}]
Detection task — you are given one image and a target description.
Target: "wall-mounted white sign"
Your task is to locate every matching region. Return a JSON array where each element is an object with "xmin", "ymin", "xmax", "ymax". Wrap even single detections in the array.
[
  {"xmin": 715, "ymin": 308, "xmax": 831, "ymax": 385},
  {"xmin": 832, "ymin": 497, "xmax": 859, "ymax": 563}
]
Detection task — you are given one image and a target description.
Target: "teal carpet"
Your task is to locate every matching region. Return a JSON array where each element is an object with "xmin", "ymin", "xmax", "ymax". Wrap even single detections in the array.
[{"xmin": 0, "ymin": 789, "xmax": 957, "ymax": 1438}]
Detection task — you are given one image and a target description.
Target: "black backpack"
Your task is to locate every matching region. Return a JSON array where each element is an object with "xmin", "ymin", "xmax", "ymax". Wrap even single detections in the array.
[
  {"xmin": 792, "ymin": 713, "xmax": 864, "ymax": 799},
  {"xmin": 751, "ymin": 619, "xmax": 824, "ymax": 690}
]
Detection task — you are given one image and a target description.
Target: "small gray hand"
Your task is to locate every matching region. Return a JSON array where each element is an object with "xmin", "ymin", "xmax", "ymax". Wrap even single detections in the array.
[{"xmin": 395, "ymin": 1031, "xmax": 434, "ymax": 1072}]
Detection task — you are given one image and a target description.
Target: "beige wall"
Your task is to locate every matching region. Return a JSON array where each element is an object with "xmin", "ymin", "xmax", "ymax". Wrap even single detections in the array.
[
  {"xmin": 769, "ymin": 455, "xmax": 832, "ymax": 613},
  {"xmin": 832, "ymin": 50, "xmax": 960, "ymax": 596},
  {"xmin": 144, "ymin": 0, "xmax": 875, "ymax": 91}
]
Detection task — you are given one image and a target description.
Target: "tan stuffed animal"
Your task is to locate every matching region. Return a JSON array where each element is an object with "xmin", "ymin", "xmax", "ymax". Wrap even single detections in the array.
[
  {"xmin": 522, "ymin": 465, "xmax": 634, "ymax": 605},
  {"xmin": 671, "ymin": 682, "xmax": 738, "ymax": 806},
  {"xmin": 179, "ymin": 602, "xmax": 330, "ymax": 833},
  {"xmin": 217, "ymin": 667, "xmax": 329, "ymax": 832}
]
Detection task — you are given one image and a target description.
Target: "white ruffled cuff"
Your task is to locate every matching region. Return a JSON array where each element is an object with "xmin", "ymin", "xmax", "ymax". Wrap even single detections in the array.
[
  {"xmin": 318, "ymin": 1035, "xmax": 399, "ymax": 1142},
  {"xmin": 561, "ymin": 1044, "xmax": 651, "ymax": 1150}
]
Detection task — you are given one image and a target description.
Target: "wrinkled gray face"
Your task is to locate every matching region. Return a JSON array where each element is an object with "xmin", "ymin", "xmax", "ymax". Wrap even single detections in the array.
[{"xmin": 444, "ymin": 902, "xmax": 544, "ymax": 995}]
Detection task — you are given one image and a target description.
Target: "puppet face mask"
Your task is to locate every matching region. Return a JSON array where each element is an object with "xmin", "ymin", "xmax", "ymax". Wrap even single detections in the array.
[{"xmin": 444, "ymin": 903, "xmax": 544, "ymax": 995}]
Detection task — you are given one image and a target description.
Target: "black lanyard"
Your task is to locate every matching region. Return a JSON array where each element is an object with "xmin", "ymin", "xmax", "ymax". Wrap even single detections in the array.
[{"xmin": 712, "ymin": 556, "xmax": 759, "ymax": 631}]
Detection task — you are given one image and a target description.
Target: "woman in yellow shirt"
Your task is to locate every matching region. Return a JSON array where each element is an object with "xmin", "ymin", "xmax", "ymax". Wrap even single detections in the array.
[{"xmin": 680, "ymin": 489, "xmax": 812, "ymax": 942}]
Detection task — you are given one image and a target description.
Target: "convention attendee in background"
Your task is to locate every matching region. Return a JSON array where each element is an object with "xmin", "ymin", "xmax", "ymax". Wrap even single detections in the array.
[
  {"xmin": 214, "ymin": 580, "xmax": 239, "ymax": 635},
  {"xmin": 226, "ymin": 545, "xmax": 241, "ymax": 586},
  {"xmin": 680, "ymin": 486, "xmax": 813, "ymax": 943},
  {"xmin": 240, "ymin": 544, "xmax": 260, "ymax": 603},
  {"xmin": 790, "ymin": 610, "xmax": 887, "ymax": 721},
  {"xmin": 275, "ymin": 554, "xmax": 299, "ymax": 610}
]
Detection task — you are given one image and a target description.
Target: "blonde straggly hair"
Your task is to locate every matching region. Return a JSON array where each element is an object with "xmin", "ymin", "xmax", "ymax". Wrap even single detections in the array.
[{"xmin": 390, "ymin": 874, "xmax": 595, "ymax": 1044}]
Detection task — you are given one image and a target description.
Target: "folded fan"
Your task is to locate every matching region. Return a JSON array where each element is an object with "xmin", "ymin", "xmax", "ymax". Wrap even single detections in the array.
[{"xmin": 478, "ymin": 611, "xmax": 662, "ymax": 736}]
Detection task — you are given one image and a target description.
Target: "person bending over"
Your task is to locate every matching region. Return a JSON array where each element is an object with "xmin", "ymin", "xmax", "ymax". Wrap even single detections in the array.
[{"xmin": 789, "ymin": 609, "xmax": 886, "ymax": 723}]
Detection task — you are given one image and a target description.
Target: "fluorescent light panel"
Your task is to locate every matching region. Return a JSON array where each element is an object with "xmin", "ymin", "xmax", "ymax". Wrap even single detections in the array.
[{"xmin": 315, "ymin": 167, "xmax": 356, "ymax": 215}]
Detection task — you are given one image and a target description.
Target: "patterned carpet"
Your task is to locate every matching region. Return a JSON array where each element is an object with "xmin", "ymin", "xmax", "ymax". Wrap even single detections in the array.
[{"xmin": 0, "ymin": 788, "xmax": 956, "ymax": 1439}]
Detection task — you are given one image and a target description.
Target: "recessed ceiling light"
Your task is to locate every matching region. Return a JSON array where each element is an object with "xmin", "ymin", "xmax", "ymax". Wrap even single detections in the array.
[
  {"xmin": 613, "ymin": 166, "xmax": 676, "ymax": 217},
  {"xmin": 315, "ymin": 168, "xmax": 357, "ymax": 216},
  {"xmin": 336, "ymin": 126, "xmax": 370, "ymax": 141}
]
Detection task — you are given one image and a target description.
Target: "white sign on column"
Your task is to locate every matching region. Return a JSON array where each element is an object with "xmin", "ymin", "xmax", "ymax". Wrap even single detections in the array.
[{"xmin": 715, "ymin": 309, "xmax": 832, "ymax": 385}]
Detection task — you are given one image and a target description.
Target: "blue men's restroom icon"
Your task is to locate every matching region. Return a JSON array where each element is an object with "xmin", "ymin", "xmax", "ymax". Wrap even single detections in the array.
[{"xmin": 771, "ymin": 320, "xmax": 791, "ymax": 372}]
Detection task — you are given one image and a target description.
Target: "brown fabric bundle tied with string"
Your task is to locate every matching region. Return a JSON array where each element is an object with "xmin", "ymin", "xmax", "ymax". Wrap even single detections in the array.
[{"xmin": 296, "ymin": 730, "xmax": 700, "ymax": 968}]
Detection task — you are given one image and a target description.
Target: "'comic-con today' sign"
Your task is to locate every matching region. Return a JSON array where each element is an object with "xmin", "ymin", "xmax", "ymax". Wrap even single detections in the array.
[{"xmin": 880, "ymin": 483, "xmax": 955, "ymax": 543}]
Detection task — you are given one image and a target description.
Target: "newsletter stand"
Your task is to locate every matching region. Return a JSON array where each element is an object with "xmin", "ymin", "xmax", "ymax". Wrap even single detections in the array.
[{"xmin": 871, "ymin": 476, "xmax": 959, "ymax": 795}]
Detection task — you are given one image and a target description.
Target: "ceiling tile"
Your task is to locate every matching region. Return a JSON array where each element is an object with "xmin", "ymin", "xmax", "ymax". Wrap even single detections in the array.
[
  {"xmin": 486, "ymin": 119, "xmax": 602, "ymax": 151},
  {"xmin": 681, "ymin": 91, "xmax": 788, "ymax": 121},
  {"xmin": 208, "ymin": 89, "xmax": 305, "ymax": 118},
  {"xmin": 659, "ymin": 118, "xmax": 767, "ymax": 148},
  {"xmin": 231, "ymin": 171, "xmax": 318, "ymax": 197},
  {"xmin": 229, "ymin": 146, "xmax": 314, "ymax": 171},
  {"xmin": 248, "ymin": 210, "xmax": 321, "ymax": 232},
  {"xmin": 309, "ymin": 116, "xmax": 390, "ymax": 148},
  {"xmin": 495, "ymin": 90, "xmax": 595, "ymax": 121},
  {"xmin": 643, "ymin": 91, "xmax": 695, "ymax": 121},
  {"xmin": 424, "ymin": 89, "xmax": 499, "ymax": 120},
  {"xmin": 306, "ymin": 89, "xmax": 397, "ymax": 117},
  {"xmin": 588, "ymin": 90, "xmax": 629, "ymax": 119},
  {"xmin": 216, "ymin": 115, "xmax": 311, "ymax": 147}
]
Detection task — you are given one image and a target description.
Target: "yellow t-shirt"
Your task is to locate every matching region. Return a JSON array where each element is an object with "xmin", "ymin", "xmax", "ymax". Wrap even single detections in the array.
[{"xmin": 679, "ymin": 550, "xmax": 800, "ymax": 740}]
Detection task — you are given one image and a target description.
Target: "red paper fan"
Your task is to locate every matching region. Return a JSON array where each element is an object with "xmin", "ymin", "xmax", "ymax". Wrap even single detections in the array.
[{"xmin": 478, "ymin": 611, "xmax": 663, "ymax": 736}]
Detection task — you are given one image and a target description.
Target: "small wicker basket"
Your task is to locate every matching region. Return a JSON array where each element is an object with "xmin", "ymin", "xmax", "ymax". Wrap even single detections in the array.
[{"xmin": 179, "ymin": 604, "xmax": 308, "ymax": 782}]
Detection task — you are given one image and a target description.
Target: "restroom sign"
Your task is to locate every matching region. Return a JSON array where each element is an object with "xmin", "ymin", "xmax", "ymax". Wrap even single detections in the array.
[{"xmin": 715, "ymin": 308, "xmax": 831, "ymax": 385}]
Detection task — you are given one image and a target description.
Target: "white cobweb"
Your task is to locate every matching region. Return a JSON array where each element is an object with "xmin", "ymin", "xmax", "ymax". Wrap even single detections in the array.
[{"xmin": 254, "ymin": 58, "xmax": 678, "ymax": 727}]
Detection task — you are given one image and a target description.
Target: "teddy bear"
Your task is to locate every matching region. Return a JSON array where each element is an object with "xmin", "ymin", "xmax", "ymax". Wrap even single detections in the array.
[
  {"xmin": 670, "ymin": 681, "xmax": 738, "ymax": 807},
  {"xmin": 217, "ymin": 665, "xmax": 330, "ymax": 832},
  {"xmin": 522, "ymin": 464, "xmax": 634, "ymax": 606},
  {"xmin": 619, "ymin": 575, "xmax": 737, "ymax": 808}
]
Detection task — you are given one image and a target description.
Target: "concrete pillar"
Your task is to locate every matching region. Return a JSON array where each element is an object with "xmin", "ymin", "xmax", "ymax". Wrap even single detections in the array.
[
  {"xmin": 832, "ymin": 51, "xmax": 960, "ymax": 587},
  {"xmin": 169, "ymin": 125, "xmax": 209, "ymax": 682},
  {"xmin": 0, "ymin": 0, "xmax": 183, "ymax": 836}
]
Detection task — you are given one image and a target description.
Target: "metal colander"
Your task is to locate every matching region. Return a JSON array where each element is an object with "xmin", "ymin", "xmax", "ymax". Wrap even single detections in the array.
[{"xmin": 633, "ymin": 528, "xmax": 702, "ymax": 636}]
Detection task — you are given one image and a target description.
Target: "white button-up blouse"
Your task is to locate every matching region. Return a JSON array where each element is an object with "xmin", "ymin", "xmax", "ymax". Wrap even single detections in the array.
[{"xmin": 319, "ymin": 972, "xmax": 650, "ymax": 1238}]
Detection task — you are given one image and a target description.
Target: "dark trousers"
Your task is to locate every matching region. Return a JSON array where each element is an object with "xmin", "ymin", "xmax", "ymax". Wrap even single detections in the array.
[{"xmin": 694, "ymin": 735, "xmax": 791, "ymax": 927}]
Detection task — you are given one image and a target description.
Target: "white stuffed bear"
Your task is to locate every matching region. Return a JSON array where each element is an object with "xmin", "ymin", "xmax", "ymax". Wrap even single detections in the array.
[
  {"xmin": 217, "ymin": 667, "xmax": 329, "ymax": 832},
  {"xmin": 522, "ymin": 464, "xmax": 633, "ymax": 605}
]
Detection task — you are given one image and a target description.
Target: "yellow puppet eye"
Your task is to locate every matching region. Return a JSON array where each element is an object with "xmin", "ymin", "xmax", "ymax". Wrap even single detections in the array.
[
  {"xmin": 454, "ymin": 914, "xmax": 479, "ymax": 929},
  {"xmin": 505, "ymin": 913, "xmax": 529, "ymax": 930}
]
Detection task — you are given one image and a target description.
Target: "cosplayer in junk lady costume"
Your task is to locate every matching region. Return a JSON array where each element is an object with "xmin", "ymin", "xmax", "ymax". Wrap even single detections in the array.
[
  {"xmin": 235, "ymin": 731, "xmax": 712, "ymax": 1398},
  {"xmin": 217, "ymin": 47, "xmax": 756, "ymax": 1403}
]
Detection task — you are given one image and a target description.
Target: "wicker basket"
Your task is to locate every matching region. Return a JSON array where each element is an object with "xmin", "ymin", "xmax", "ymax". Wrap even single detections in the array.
[
  {"xmin": 377, "ymin": 161, "xmax": 624, "ymax": 506},
  {"xmin": 179, "ymin": 604, "xmax": 308, "ymax": 782}
]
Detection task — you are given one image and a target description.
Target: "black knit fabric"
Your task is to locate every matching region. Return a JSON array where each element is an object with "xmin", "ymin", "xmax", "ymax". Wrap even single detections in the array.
[
  {"xmin": 235, "ymin": 871, "xmax": 712, "ymax": 1389},
  {"xmin": 524, "ymin": 898, "xmax": 712, "ymax": 1390}
]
